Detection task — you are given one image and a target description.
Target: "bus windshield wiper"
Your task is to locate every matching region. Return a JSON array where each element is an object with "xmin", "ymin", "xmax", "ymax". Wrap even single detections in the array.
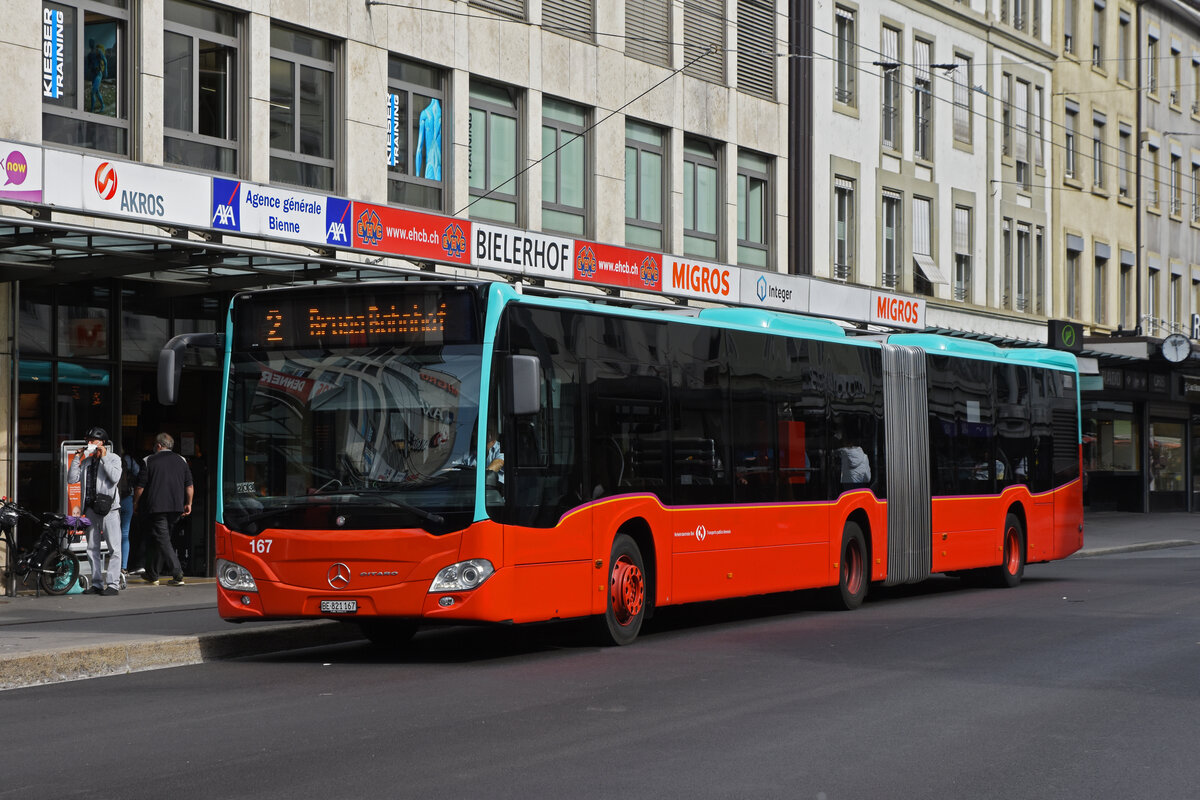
[{"xmin": 334, "ymin": 489, "xmax": 446, "ymax": 525}]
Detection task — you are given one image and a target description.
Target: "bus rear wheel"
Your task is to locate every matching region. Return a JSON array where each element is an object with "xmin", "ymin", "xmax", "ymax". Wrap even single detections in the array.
[
  {"xmin": 987, "ymin": 513, "xmax": 1025, "ymax": 588},
  {"xmin": 829, "ymin": 521, "xmax": 868, "ymax": 611},
  {"xmin": 598, "ymin": 534, "xmax": 646, "ymax": 646}
]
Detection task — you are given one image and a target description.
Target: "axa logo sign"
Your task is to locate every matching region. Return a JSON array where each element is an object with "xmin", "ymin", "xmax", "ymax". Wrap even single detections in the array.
[
  {"xmin": 211, "ymin": 178, "xmax": 241, "ymax": 231},
  {"xmin": 442, "ymin": 223, "xmax": 467, "ymax": 259},
  {"xmin": 356, "ymin": 208, "xmax": 383, "ymax": 247},
  {"xmin": 325, "ymin": 198, "xmax": 351, "ymax": 245},
  {"xmin": 94, "ymin": 162, "xmax": 117, "ymax": 200}
]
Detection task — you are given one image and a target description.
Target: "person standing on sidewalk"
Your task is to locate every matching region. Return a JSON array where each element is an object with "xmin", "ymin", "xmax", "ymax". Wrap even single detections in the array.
[
  {"xmin": 67, "ymin": 426, "xmax": 123, "ymax": 596},
  {"xmin": 117, "ymin": 445, "xmax": 141, "ymax": 574},
  {"xmin": 133, "ymin": 433, "xmax": 192, "ymax": 587}
]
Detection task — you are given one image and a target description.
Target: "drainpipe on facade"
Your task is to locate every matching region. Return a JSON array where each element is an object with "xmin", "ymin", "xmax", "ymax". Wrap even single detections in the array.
[{"xmin": 1136, "ymin": 0, "xmax": 1145, "ymax": 337}]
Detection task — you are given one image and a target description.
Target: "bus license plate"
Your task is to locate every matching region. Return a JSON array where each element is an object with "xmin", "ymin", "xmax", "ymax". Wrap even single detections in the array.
[{"xmin": 320, "ymin": 600, "xmax": 357, "ymax": 614}]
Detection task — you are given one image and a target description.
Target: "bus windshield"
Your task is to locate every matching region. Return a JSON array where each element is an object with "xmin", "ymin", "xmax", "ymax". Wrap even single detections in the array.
[{"xmin": 223, "ymin": 345, "xmax": 484, "ymax": 534}]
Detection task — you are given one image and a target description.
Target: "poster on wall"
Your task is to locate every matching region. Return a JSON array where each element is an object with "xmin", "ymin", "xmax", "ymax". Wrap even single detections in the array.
[{"xmin": 0, "ymin": 141, "xmax": 43, "ymax": 203}]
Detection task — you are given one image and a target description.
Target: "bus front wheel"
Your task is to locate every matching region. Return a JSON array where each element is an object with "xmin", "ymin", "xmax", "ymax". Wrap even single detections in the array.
[
  {"xmin": 598, "ymin": 534, "xmax": 646, "ymax": 646},
  {"xmin": 829, "ymin": 521, "xmax": 868, "ymax": 611}
]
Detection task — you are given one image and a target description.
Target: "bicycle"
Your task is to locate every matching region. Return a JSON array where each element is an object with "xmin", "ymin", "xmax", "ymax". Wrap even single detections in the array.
[{"xmin": 1, "ymin": 498, "xmax": 86, "ymax": 596}]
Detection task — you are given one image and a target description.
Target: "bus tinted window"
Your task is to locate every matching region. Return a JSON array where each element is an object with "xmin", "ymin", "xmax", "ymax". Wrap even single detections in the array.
[
  {"xmin": 671, "ymin": 325, "xmax": 729, "ymax": 505},
  {"xmin": 995, "ymin": 363, "xmax": 1032, "ymax": 488},
  {"xmin": 827, "ymin": 343, "xmax": 883, "ymax": 496},
  {"xmin": 773, "ymin": 337, "xmax": 828, "ymax": 501},
  {"xmin": 927, "ymin": 354, "xmax": 995, "ymax": 496}
]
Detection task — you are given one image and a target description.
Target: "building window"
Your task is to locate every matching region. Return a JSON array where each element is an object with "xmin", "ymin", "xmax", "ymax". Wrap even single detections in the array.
[
  {"xmin": 1015, "ymin": 79, "xmax": 1030, "ymax": 187},
  {"xmin": 835, "ymin": 6, "xmax": 856, "ymax": 106},
  {"xmin": 1171, "ymin": 152, "xmax": 1182, "ymax": 216},
  {"xmin": 42, "ymin": 0, "xmax": 131, "ymax": 155},
  {"xmin": 953, "ymin": 205, "xmax": 971, "ymax": 302},
  {"xmin": 1119, "ymin": 262, "xmax": 1132, "ymax": 328},
  {"xmin": 1065, "ymin": 105, "xmax": 1078, "ymax": 179},
  {"xmin": 387, "ymin": 57, "xmax": 445, "ymax": 211},
  {"xmin": 1033, "ymin": 86, "xmax": 1044, "ymax": 167},
  {"xmin": 1014, "ymin": 0, "xmax": 1027, "ymax": 30},
  {"xmin": 952, "ymin": 54, "xmax": 971, "ymax": 144},
  {"xmin": 881, "ymin": 190, "xmax": 902, "ymax": 290},
  {"xmin": 626, "ymin": 0, "xmax": 670, "ymax": 67},
  {"xmin": 1148, "ymin": 268, "xmax": 1160, "ymax": 333},
  {"xmin": 625, "ymin": 120, "xmax": 665, "ymax": 250},
  {"xmin": 1172, "ymin": 46, "xmax": 1182, "ymax": 106},
  {"xmin": 1169, "ymin": 273, "xmax": 1181, "ymax": 329},
  {"xmin": 683, "ymin": 137, "xmax": 721, "ymax": 259},
  {"xmin": 912, "ymin": 196, "xmax": 936, "ymax": 297},
  {"xmin": 833, "ymin": 176, "xmax": 855, "ymax": 281},
  {"xmin": 1002, "ymin": 218, "xmax": 1013, "ymax": 307},
  {"xmin": 163, "ymin": 0, "xmax": 239, "ymax": 174},
  {"xmin": 1119, "ymin": 125, "xmax": 1132, "ymax": 198},
  {"xmin": 1092, "ymin": 0, "xmax": 1104, "ymax": 68},
  {"xmin": 1001, "ymin": 73, "xmax": 1012, "ymax": 157},
  {"xmin": 1034, "ymin": 226, "xmax": 1045, "ymax": 314},
  {"xmin": 1094, "ymin": 253, "xmax": 1107, "ymax": 324},
  {"xmin": 269, "ymin": 25, "xmax": 336, "ymax": 191},
  {"xmin": 1064, "ymin": 0, "xmax": 1076, "ymax": 54},
  {"xmin": 1148, "ymin": 35, "xmax": 1159, "ymax": 94},
  {"xmin": 881, "ymin": 27, "xmax": 901, "ymax": 150},
  {"xmin": 1149, "ymin": 145, "xmax": 1160, "ymax": 207},
  {"xmin": 683, "ymin": 0, "xmax": 725, "ymax": 85},
  {"xmin": 737, "ymin": 151, "xmax": 771, "ymax": 268},
  {"xmin": 1192, "ymin": 161, "xmax": 1200, "ymax": 222},
  {"xmin": 914, "ymin": 39, "xmax": 933, "ymax": 161},
  {"xmin": 542, "ymin": 0, "xmax": 592, "ymax": 43},
  {"xmin": 542, "ymin": 97, "xmax": 588, "ymax": 235},
  {"xmin": 1092, "ymin": 114, "xmax": 1106, "ymax": 189},
  {"xmin": 1118, "ymin": 10, "xmax": 1131, "ymax": 82},
  {"xmin": 468, "ymin": 81, "xmax": 520, "ymax": 224},
  {"xmin": 1016, "ymin": 223, "xmax": 1031, "ymax": 311},
  {"xmin": 1066, "ymin": 248, "xmax": 1081, "ymax": 319},
  {"xmin": 737, "ymin": 0, "xmax": 775, "ymax": 99}
]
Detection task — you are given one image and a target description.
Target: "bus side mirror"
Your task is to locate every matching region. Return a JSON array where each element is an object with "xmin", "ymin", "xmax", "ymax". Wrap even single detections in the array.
[
  {"xmin": 508, "ymin": 355, "xmax": 542, "ymax": 416},
  {"xmin": 158, "ymin": 333, "xmax": 224, "ymax": 406}
]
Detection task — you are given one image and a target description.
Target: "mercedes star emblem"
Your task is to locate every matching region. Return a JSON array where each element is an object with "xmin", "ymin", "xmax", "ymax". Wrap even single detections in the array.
[{"xmin": 327, "ymin": 563, "xmax": 351, "ymax": 590}]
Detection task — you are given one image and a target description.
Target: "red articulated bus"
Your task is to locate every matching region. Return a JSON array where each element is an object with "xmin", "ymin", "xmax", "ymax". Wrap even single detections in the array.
[{"xmin": 164, "ymin": 280, "xmax": 1082, "ymax": 646}]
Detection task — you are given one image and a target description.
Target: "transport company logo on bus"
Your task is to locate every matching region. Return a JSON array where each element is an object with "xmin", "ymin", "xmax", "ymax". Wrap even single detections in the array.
[
  {"xmin": 674, "ymin": 524, "xmax": 731, "ymax": 541},
  {"xmin": 442, "ymin": 223, "xmax": 467, "ymax": 259},
  {"xmin": 576, "ymin": 246, "xmax": 598, "ymax": 279},
  {"xmin": 357, "ymin": 208, "xmax": 384, "ymax": 246},
  {"xmin": 94, "ymin": 162, "xmax": 117, "ymax": 200}
]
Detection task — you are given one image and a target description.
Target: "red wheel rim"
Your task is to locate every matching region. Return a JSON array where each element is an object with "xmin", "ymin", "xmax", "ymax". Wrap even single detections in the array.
[
  {"xmin": 1004, "ymin": 526, "xmax": 1021, "ymax": 575},
  {"xmin": 844, "ymin": 541, "xmax": 864, "ymax": 596},
  {"xmin": 610, "ymin": 554, "xmax": 645, "ymax": 626}
]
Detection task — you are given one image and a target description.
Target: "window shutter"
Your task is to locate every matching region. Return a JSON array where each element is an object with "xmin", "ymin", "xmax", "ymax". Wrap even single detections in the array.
[
  {"xmin": 953, "ymin": 207, "xmax": 970, "ymax": 254},
  {"xmin": 543, "ymin": 0, "xmax": 593, "ymax": 42},
  {"xmin": 684, "ymin": 0, "xmax": 726, "ymax": 85},
  {"xmin": 471, "ymin": 0, "xmax": 525, "ymax": 21},
  {"xmin": 913, "ymin": 197, "xmax": 931, "ymax": 256},
  {"xmin": 626, "ymin": 0, "xmax": 671, "ymax": 67},
  {"xmin": 914, "ymin": 39, "xmax": 931, "ymax": 83},
  {"xmin": 737, "ymin": 0, "xmax": 775, "ymax": 99}
]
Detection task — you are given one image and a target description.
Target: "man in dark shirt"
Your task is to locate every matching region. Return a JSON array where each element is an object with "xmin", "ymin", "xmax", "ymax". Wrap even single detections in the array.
[{"xmin": 133, "ymin": 432, "xmax": 193, "ymax": 586}]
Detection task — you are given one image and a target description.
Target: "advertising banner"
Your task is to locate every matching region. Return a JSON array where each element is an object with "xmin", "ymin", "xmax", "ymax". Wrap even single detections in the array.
[
  {"xmin": 869, "ymin": 290, "xmax": 925, "ymax": 330},
  {"xmin": 210, "ymin": 178, "xmax": 351, "ymax": 248},
  {"xmin": 473, "ymin": 223, "xmax": 572, "ymax": 279},
  {"xmin": 740, "ymin": 270, "xmax": 808, "ymax": 314},
  {"xmin": 351, "ymin": 202, "xmax": 471, "ymax": 265},
  {"xmin": 573, "ymin": 240, "xmax": 662, "ymax": 292},
  {"xmin": 43, "ymin": 155, "xmax": 212, "ymax": 227},
  {"xmin": 665, "ymin": 256, "xmax": 741, "ymax": 303},
  {"xmin": 0, "ymin": 141, "xmax": 43, "ymax": 203},
  {"xmin": 42, "ymin": 7, "xmax": 64, "ymax": 99}
]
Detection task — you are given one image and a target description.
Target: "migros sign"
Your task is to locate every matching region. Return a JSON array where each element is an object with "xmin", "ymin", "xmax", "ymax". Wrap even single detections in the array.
[
  {"xmin": 668, "ymin": 258, "xmax": 737, "ymax": 302},
  {"xmin": 869, "ymin": 292, "xmax": 925, "ymax": 329}
]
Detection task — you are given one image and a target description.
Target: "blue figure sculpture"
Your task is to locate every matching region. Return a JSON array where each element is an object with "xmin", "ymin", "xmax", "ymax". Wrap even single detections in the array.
[{"xmin": 415, "ymin": 98, "xmax": 442, "ymax": 181}]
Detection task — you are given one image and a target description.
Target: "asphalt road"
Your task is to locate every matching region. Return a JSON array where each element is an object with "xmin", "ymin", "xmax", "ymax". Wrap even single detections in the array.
[{"xmin": 4, "ymin": 547, "xmax": 1198, "ymax": 800}]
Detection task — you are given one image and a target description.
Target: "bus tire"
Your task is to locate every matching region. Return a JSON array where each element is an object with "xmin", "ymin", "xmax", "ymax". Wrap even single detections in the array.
[
  {"xmin": 988, "ymin": 513, "xmax": 1025, "ymax": 588},
  {"xmin": 356, "ymin": 619, "xmax": 418, "ymax": 651},
  {"xmin": 597, "ymin": 533, "xmax": 647, "ymax": 646},
  {"xmin": 829, "ymin": 521, "xmax": 868, "ymax": 611}
]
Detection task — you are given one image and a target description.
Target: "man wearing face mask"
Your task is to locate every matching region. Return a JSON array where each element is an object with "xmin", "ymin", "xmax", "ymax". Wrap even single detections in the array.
[{"xmin": 67, "ymin": 426, "xmax": 123, "ymax": 596}]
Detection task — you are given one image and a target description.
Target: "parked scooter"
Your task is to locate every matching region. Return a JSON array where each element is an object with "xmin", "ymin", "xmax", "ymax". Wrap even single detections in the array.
[{"xmin": 1, "ymin": 498, "xmax": 86, "ymax": 596}]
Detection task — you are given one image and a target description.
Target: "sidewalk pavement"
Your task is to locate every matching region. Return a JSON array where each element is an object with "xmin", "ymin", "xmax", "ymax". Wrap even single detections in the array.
[{"xmin": 2, "ymin": 512, "xmax": 1196, "ymax": 691}]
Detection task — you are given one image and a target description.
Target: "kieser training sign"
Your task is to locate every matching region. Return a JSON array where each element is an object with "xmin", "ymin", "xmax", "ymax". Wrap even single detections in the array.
[{"xmin": 211, "ymin": 178, "xmax": 351, "ymax": 248}]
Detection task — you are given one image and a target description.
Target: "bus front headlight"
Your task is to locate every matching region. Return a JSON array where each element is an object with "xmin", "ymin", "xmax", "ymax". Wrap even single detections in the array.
[
  {"xmin": 429, "ymin": 559, "xmax": 495, "ymax": 592},
  {"xmin": 217, "ymin": 559, "xmax": 258, "ymax": 592}
]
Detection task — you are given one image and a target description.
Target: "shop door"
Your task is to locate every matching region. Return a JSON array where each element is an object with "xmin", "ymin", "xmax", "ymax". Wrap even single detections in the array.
[
  {"xmin": 1149, "ymin": 419, "xmax": 1187, "ymax": 512},
  {"xmin": 1192, "ymin": 413, "xmax": 1200, "ymax": 512}
]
